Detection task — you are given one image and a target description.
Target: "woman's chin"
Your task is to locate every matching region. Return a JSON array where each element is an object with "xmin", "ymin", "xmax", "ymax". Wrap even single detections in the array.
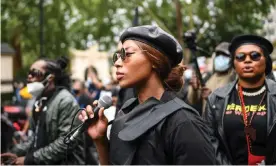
[
  {"xmin": 118, "ymin": 81, "xmax": 128, "ymax": 88},
  {"xmin": 119, "ymin": 80, "xmax": 134, "ymax": 89}
]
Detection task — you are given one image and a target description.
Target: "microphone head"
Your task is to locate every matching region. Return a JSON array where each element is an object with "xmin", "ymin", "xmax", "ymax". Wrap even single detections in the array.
[{"xmin": 98, "ymin": 95, "xmax": 113, "ymax": 109}]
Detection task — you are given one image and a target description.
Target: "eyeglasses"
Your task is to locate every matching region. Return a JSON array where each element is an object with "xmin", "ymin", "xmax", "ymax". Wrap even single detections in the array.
[
  {"xmin": 28, "ymin": 69, "xmax": 45, "ymax": 78},
  {"xmin": 112, "ymin": 48, "xmax": 147, "ymax": 64},
  {"xmin": 235, "ymin": 51, "xmax": 262, "ymax": 62},
  {"xmin": 113, "ymin": 48, "xmax": 129, "ymax": 64}
]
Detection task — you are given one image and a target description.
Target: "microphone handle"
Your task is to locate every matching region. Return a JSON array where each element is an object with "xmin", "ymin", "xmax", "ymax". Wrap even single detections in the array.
[{"xmin": 67, "ymin": 106, "xmax": 101, "ymax": 143}]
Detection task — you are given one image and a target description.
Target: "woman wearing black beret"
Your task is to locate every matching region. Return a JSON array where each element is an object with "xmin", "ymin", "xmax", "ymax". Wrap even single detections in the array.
[
  {"xmin": 204, "ymin": 34, "xmax": 276, "ymax": 165},
  {"xmin": 78, "ymin": 25, "xmax": 216, "ymax": 165}
]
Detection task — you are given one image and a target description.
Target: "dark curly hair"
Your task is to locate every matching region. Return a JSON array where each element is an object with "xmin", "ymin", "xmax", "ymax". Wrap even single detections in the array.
[{"xmin": 40, "ymin": 56, "xmax": 71, "ymax": 89}]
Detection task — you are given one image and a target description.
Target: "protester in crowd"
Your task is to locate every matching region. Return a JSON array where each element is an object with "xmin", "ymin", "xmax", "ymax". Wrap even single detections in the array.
[
  {"xmin": 84, "ymin": 66, "xmax": 103, "ymax": 100},
  {"xmin": 187, "ymin": 42, "xmax": 236, "ymax": 115},
  {"xmin": 72, "ymin": 79, "xmax": 93, "ymax": 108},
  {"xmin": 71, "ymin": 79, "xmax": 98, "ymax": 165},
  {"xmin": 108, "ymin": 66, "xmax": 120, "ymax": 106},
  {"xmin": 204, "ymin": 35, "xmax": 276, "ymax": 165},
  {"xmin": 12, "ymin": 80, "xmax": 26, "ymax": 106},
  {"xmin": 79, "ymin": 25, "xmax": 216, "ymax": 165},
  {"xmin": 175, "ymin": 65, "xmax": 191, "ymax": 104},
  {"xmin": 1, "ymin": 57, "xmax": 84, "ymax": 165}
]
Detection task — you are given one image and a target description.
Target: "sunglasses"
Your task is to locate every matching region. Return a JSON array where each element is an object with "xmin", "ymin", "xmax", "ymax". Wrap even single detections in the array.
[
  {"xmin": 28, "ymin": 69, "xmax": 45, "ymax": 78},
  {"xmin": 235, "ymin": 51, "xmax": 262, "ymax": 62},
  {"xmin": 112, "ymin": 48, "xmax": 129, "ymax": 64},
  {"xmin": 112, "ymin": 48, "xmax": 147, "ymax": 64}
]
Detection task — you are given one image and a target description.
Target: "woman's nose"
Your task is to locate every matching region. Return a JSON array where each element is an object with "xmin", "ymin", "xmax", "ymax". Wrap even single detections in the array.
[
  {"xmin": 114, "ymin": 57, "xmax": 123, "ymax": 68},
  {"xmin": 244, "ymin": 55, "xmax": 253, "ymax": 63}
]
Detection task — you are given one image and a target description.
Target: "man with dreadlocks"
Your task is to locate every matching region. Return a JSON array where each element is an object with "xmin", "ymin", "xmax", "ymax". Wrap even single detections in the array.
[{"xmin": 1, "ymin": 57, "xmax": 85, "ymax": 165}]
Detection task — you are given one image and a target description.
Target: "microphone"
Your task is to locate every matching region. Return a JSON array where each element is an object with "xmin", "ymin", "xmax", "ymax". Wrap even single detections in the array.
[{"xmin": 64, "ymin": 95, "xmax": 112, "ymax": 144}]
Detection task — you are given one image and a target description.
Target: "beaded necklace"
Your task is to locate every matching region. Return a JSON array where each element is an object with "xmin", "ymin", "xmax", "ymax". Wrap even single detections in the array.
[
  {"xmin": 235, "ymin": 84, "xmax": 266, "ymax": 97},
  {"xmin": 237, "ymin": 84, "xmax": 266, "ymax": 152}
]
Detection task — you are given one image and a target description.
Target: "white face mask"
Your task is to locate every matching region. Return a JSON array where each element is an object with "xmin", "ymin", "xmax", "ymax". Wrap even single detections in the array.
[
  {"xmin": 214, "ymin": 55, "xmax": 231, "ymax": 72},
  {"xmin": 26, "ymin": 75, "xmax": 50, "ymax": 97},
  {"xmin": 27, "ymin": 82, "xmax": 45, "ymax": 97}
]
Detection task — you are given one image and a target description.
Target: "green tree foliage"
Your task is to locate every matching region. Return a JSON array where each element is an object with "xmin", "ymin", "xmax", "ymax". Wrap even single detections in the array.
[{"xmin": 1, "ymin": 0, "xmax": 276, "ymax": 70}]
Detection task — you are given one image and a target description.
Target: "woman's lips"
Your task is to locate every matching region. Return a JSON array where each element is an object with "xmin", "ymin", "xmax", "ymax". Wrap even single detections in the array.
[
  {"xmin": 243, "ymin": 66, "xmax": 254, "ymax": 72},
  {"xmin": 116, "ymin": 72, "xmax": 124, "ymax": 80}
]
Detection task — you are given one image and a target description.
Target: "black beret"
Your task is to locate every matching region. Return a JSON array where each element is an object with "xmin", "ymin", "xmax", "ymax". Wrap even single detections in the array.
[
  {"xmin": 120, "ymin": 25, "xmax": 183, "ymax": 67},
  {"xmin": 229, "ymin": 34, "xmax": 274, "ymax": 75},
  {"xmin": 229, "ymin": 34, "xmax": 274, "ymax": 55}
]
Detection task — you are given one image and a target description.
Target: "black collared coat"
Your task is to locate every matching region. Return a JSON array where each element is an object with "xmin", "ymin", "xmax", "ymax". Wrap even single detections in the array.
[{"xmin": 109, "ymin": 91, "xmax": 216, "ymax": 165}]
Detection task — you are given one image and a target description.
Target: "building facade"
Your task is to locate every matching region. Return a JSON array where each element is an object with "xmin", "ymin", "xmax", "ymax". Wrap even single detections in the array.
[{"xmin": 70, "ymin": 44, "xmax": 112, "ymax": 84}]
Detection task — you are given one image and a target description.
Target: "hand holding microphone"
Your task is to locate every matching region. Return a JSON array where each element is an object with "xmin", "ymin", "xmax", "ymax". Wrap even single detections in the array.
[
  {"xmin": 78, "ymin": 95, "xmax": 112, "ymax": 140},
  {"xmin": 79, "ymin": 101, "xmax": 109, "ymax": 140},
  {"xmin": 64, "ymin": 95, "xmax": 112, "ymax": 144}
]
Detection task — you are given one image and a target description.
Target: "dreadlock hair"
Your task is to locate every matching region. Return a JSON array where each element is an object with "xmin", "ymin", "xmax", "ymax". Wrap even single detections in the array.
[{"xmin": 41, "ymin": 56, "xmax": 71, "ymax": 90}]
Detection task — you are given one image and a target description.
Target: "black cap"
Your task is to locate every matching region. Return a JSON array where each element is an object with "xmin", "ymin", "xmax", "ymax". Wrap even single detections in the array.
[
  {"xmin": 215, "ymin": 42, "xmax": 230, "ymax": 55},
  {"xmin": 229, "ymin": 34, "xmax": 274, "ymax": 75},
  {"xmin": 120, "ymin": 25, "xmax": 183, "ymax": 67},
  {"xmin": 229, "ymin": 34, "xmax": 273, "ymax": 55}
]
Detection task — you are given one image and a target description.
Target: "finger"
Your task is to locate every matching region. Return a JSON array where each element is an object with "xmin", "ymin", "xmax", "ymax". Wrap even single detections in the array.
[
  {"xmin": 86, "ymin": 105, "xmax": 94, "ymax": 119},
  {"xmin": 81, "ymin": 110, "xmax": 88, "ymax": 120},
  {"xmin": 98, "ymin": 107, "xmax": 106, "ymax": 120},
  {"xmin": 78, "ymin": 114, "xmax": 85, "ymax": 122},
  {"xmin": 92, "ymin": 100, "xmax": 98, "ymax": 107}
]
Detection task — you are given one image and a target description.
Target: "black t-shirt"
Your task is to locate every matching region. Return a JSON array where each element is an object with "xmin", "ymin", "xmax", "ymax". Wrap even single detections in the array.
[
  {"xmin": 224, "ymin": 85, "xmax": 267, "ymax": 165},
  {"xmin": 31, "ymin": 89, "xmax": 57, "ymax": 151},
  {"xmin": 30, "ymin": 97, "xmax": 49, "ymax": 154},
  {"xmin": 32, "ymin": 106, "xmax": 48, "ymax": 150}
]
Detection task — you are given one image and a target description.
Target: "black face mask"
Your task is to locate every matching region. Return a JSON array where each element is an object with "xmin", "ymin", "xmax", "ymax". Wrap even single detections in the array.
[{"xmin": 73, "ymin": 89, "xmax": 80, "ymax": 95}]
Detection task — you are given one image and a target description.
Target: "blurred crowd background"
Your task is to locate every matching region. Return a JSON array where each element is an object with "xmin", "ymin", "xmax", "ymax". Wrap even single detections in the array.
[{"xmin": 1, "ymin": 0, "xmax": 276, "ymax": 159}]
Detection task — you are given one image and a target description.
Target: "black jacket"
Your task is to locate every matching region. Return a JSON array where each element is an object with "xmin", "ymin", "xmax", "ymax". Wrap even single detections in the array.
[
  {"xmin": 109, "ymin": 91, "xmax": 216, "ymax": 165},
  {"xmin": 204, "ymin": 79, "xmax": 276, "ymax": 165},
  {"xmin": 11, "ymin": 88, "xmax": 85, "ymax": 165}
]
